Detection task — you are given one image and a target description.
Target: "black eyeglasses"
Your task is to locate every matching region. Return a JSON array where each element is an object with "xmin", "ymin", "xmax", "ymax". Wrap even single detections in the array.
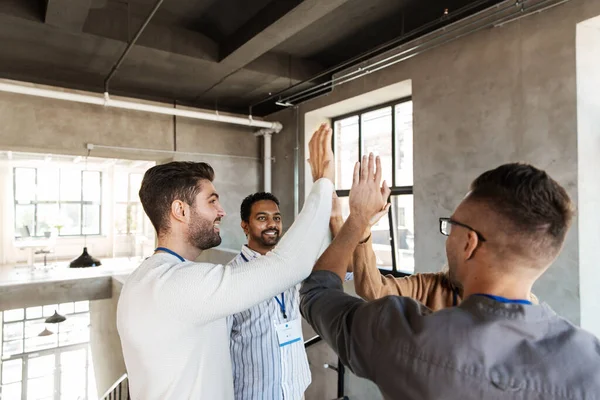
[{"xmin": 439, "ymin": 217, "xmax": 487, "ymax": 242}]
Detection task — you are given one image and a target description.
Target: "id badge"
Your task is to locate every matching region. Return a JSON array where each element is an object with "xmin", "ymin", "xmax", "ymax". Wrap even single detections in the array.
[{"xmin": 274, "ymin": 318, "xmax": 303, "ymax": 347}]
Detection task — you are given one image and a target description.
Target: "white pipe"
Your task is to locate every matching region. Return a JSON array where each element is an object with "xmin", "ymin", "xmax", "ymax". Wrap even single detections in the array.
[
  {"xmin": 0, "ymin": 81, "xmax": 283, "ymax": 132},
  {"xmin": 255, "ymin": 129, "xmax": 276, "ymax": 192},
  {"xmin": 264, "ymin": 133, "xmax": 272, "ymax": 192}
]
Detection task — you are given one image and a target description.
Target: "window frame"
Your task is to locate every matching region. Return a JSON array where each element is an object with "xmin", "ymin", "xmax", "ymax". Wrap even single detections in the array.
[
  {"xmin": 13, "ymin": 167, "xmax": 103, "ymax": 238},
  {"xmin": 332, "ymin": 96, "xmax": 413, "ymax": 277}
]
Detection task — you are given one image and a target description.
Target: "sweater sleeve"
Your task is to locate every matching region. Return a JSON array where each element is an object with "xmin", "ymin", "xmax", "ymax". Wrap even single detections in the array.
[
  {"xmin": 352, "ymin": 236, "xmax": 422, "ymax": 301},
  {"xmin": 156, "ymin": 178, "xmax": 334, "ymax": 324}
]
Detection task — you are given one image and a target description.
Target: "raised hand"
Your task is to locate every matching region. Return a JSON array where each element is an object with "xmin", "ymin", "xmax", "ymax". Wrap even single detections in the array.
[
  {"xmin": 349, "ymin": 153, "xmax": 389, "ymax": 225},
  {"xmin": 307, "ymin": 123, "xmax": 335, "ymax": 183}
]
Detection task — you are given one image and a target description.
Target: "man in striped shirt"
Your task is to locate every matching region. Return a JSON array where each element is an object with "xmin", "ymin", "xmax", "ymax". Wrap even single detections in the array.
[{"xmin": 227, "ymin": 192, "xmax": 311, "ymax": 400}]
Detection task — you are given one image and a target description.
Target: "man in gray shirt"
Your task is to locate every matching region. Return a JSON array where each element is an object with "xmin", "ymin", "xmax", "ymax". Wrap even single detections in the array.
[{"xmin": 301, "ymin": 157, "xmax": 600, "ymax": 400}]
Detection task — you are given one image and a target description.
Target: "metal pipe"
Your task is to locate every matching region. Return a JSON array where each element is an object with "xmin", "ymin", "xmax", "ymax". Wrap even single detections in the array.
[
  {"xmin": 0, "ymin": 81, "xmax": 283, "ymax": 131},
  {"xmin": 281, "ymin": 0, "xmax": 566, "ymax": 105},
  {"xmin": 293, "ymin": 106, "xmax": 300, "ymax": 217},
  {"xmin": 282, "ymin": 0, "xmax": 520, "ymax": 104},
  {"xmin": 263, "ymin": 132, "xmax": 272, "ymax": 192},
  {"xmin": 249, "ymin": 0, "xmax": 496, "ymax": 109},
  {"xmin": 86, "ymin": 143, "xmax": 260, "ymax": 161},
  {"xmin": 493, "ymin": 0, "xmax": 569, "ymax": 26},
  {"xmin": 104, "ymin": 0, "xmax": 165, "ymax": 93}
]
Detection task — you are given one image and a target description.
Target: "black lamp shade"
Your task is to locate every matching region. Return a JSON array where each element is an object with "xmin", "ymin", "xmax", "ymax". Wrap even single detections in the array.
[
  {"xmin": 69, "ymin": 247, "xmax": 101, "ymax": 268},
  {"xmin": 45, "ymin": 310, "xmax": 66, "ymax": 324}
]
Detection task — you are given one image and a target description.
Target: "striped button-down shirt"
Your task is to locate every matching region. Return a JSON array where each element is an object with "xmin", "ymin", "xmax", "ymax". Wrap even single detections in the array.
[{"xmin": 227, "ymin": 245, "xmax": 310, "ymax": 400}]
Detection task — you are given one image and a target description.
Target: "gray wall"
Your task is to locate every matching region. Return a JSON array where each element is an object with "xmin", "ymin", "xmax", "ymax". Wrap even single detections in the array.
[
  {"xmin": 0, "ymin": 84, "xmax": 262, "ymax": 251},
  {"xmin": 269, "ymin": 0, "xmax": 600, "ymax": 398}
]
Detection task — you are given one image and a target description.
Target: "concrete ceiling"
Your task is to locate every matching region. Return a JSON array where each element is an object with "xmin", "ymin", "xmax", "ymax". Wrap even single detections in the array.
[{"xmin": 0, "ymin": 0, "xmax": 502, "ymax": 115}]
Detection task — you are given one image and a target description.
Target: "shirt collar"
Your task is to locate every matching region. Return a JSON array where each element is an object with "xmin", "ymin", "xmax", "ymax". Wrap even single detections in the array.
[{"xmin": 240, "ymin": 244, "xmax": 261, "ymax": 260}]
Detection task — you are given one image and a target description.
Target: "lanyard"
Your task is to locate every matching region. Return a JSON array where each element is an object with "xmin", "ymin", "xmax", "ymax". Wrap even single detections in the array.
[
  {"xmin": 475, "ymin": 293, "xmax": 532, "ymax": 305},
  {"xmin": 274, "ymin": 293, "xmax": 287, "ymax": 319},
  {"xmin": 239, "ymin": 250, "xmax": 287, "ymax": 319},
  {"xmin": 155, "ymin": 247, "xmax": 185, "ymax": 262}
]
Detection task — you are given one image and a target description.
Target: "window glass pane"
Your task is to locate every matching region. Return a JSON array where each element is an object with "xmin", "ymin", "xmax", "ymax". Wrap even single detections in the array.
[
  {"xmin": 129, "ymin": 173, "xmax": 143, "ymax": 202},
  {"xmin": 82, "ymin": 171, "xmax": 101, "ymax": 202},
  {"xmin": 1, "ymin": 381, "xmax": 22, "ymax": 399},
  {"xmin": 59, "ymin": 329, "xmax": 89, "ymax": 347},
  {"xmin": 24, "ymin": 319, "xmax": 46, "ymax": 339},
  {"xmin": 59, "ymin": 314, "xmax": 89, "ymax": 334},
  {"xmin": 114, "ymin": 172, "xmax": 129, "ymax": 203},
  {"xmin": 114, "ymin": 204, "xmax": 128, "ymax": 234},
  {"xmin": 36, "ymin": 204, "xmax": 59, "ymax": 237},
  {"xmin": 28, "ymin": 355, "xmax": 55, "ymax": 379},
  {"xmin": 3, "ymin": 322, "xmax": 24, "ymax": 341},
  {"xmin": 60, "ymin": 170, "xmax": 81, "ymax": 201},
  {"xmin": 370, "ymin": 204, "xmax": 393, "ymax": 272},
  {"xmin": 26, "ymin": 307, "xmax": 43, "ymax": 320},
  {"xmin": 393, "ymin": 195, "xmax": 415, "ymax": 273},
  {"xmin": 73, "ymin": 301, "xmax": 89, "ymax": 313},
  {"xmin": 59, "ymin": 204, "xmax": 81, "ymax": 235},
  {"xmin": 2, "ymin": 340, "xmax": 23, "ymax": 358},
  {"xmin": 37, "ymin": 169, "xmax": 59, "ymax": 201},
  {"xmin": 82, "ymin": 205, "xmax": 100, "ymax": 235},
  {"xmin": 14, "ymin": 168, "xmax": 36, "ymax": 202},
  {"xmin": 58, "ymin": 303, "xmax": 74, "ymax": 315},
  {"xmin": 60, "ymin": 371, "xmax": 86, "ymax": 400},
  {"xmin": 42, "ymin": 305, "xmax": 58, "ymax": 318},
  {"xmin": 130, "ymin": 204, "xmax": 145, "ymax": 235},
  {"xmin": 15, "ymin": 205, "xmax": 35, "ymax": 238},
  {"xmin": 27, "ymin": 375, "xmax": 54, "ymax": 399},
  {"xmin": 3, "ymin": 309, "xmax": 24, "ymax": 322},
  {"xmin": 1, "ymin": 359, "xmax": 22, "ymax": 384},
  {"xmin": 394, "ymin": 101, "xmax": 414, "ymax": 187},
  {"xmin": 361, "ymin": 107, "xmax": 393, "ymax": 186},
  {"xmin": 334, "ymin": 116, "xmax": 359, "ymax": 190},
  {"xmin": 24, "ymin": 334, "xmax": 57, "ymax": 353}
]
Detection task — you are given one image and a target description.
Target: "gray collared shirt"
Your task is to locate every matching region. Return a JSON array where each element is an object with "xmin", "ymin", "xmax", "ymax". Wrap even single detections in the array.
[{"xmin": 300, "ymin": 270, "xmax": 600, "ymax": 400}]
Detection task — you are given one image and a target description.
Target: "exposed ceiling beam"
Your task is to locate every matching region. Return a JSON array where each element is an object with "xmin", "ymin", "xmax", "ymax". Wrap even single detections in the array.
[
  {"xmin": 219, "ymin": 0, "xmax": 352, "ymax": 67},
  {"xmin": 45, "ymin": 0, "xmax": 92, "ymax": 31}
]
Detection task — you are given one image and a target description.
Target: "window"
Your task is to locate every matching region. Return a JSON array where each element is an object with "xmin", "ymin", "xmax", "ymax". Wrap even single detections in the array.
[
  {"xmin": 114, "ymin": 173, "xmax": 152, "ymax": 236},
  {"xmin": 0, "ymin": 302, "xmax": 95, "ymax": 400},
  {"xmin": 333, "ymin": 98, "xmax": 414, "ymax": 275},
  {"xmin": 13, "ymin": 168, "xmax": 102, "ymax": 237}
]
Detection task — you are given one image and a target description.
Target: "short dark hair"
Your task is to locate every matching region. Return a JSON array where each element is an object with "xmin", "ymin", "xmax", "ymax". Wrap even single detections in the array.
[
  {"xmin": 469, "ymin": 163, "xmax": 574, "ymax": 256},
  {"xmin": 240, "ymin": 192, "xmax": 280, "ymax": 222},
  {"xmin": 139, "ymin": 161, "xmax": 215, "ymax": 234}
]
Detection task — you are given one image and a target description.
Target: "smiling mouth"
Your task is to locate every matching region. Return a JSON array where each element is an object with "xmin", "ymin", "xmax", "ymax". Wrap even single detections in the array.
[{"xmin": 263, "ymin": 230, "xmax": 279, "ymax": 237}]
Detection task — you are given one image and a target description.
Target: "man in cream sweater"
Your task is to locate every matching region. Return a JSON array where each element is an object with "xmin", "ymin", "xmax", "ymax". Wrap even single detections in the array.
[{"xmin": 116, "ymin": 125, "xmax": 387, "ymax": 399}]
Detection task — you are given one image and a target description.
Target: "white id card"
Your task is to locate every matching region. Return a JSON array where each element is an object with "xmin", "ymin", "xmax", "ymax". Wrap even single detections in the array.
[{"xmin": 274, "ymin": 318, "xmax": 303, "ymax": 348}]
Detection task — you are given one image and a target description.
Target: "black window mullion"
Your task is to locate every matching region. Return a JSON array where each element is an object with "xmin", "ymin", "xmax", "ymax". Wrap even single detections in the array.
[
  {"xmin": 358, "ymin": 114, "xmax": 362, "ymax": 161},
  {"xmin": 34, "ymin": 168, "xmax": 39, "ymax": 236},
  {"xmin": 387, "ymin": 197, "xmax": 399, "ymax": 274},
  {"xmin": 80, "ymin": 170, "xmax": 84, "ymax": 235},
  {"xmin": 391, "ymin": 104, "xmax": 397, "ymax": 187}
]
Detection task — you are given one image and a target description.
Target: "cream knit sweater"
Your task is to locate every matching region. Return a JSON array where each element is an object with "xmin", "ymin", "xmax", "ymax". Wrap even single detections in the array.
[{"xmin": 117, "ymin": 179, "xmax": 333, "ymax": 399}]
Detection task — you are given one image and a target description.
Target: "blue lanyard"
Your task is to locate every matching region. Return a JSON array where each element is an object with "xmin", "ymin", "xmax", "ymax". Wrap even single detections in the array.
[
  {"xmin": 239, "ymin": 250, "xmax": 287, "ymax": 319},
  {"xmin": 274, "ymin": 293, "xmax": 287, "ymax": 319},
  {"xmin": 155, "ymin": 247, "xmax": 185, "ymax": 262},
  {"xmin": 475, "ymin": 293, "xmax": 532, "ymax": 305}
]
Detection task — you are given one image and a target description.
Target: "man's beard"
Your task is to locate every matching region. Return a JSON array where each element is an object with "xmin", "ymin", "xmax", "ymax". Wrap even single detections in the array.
[
  {"xmin": 255, "ymin": 228, "xmax": 280, "ymax": 248},
  {"xmin": 188, "ymin": 211, "xmax": 222, "ymax": 250}
]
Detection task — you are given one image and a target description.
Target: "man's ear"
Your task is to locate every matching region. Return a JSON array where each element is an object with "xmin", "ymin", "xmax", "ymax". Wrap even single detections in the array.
[
  {"xmin": 241, "ymin": 220, "xmax": 249, "ymax": 236},
  {"xmin": 171, "ymin": 200, "xmax": 188, "ymax": 223},
  {"xmin": 464, "ymin": 230, "xmax": 479, "ymax": 260}
]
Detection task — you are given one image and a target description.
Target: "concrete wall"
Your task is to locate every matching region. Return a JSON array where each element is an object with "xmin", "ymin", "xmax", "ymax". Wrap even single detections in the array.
[
  {"xmin": 269, "ymin": 0, "xmax": 600, "ymax": 398},
  {"xmin": 0, "ymin": 81, "xmax": 263, "ymax": 257}
]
